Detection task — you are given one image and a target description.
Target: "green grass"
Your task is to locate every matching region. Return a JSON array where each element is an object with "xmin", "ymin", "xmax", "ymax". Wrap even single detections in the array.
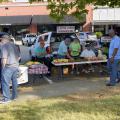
[{"xmin": 0, "ymin": 95, "xmax": 120, "ymax": 120}]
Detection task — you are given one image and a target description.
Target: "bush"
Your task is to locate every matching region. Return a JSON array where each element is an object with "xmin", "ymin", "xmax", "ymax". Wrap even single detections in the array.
[{"xmin": 95, "ymin": 32, "xmax": 103, "ymax": 39}]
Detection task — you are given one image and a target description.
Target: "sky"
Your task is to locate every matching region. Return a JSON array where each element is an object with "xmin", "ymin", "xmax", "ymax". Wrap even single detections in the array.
[{"xmin": 15, "ymin": 0, "xmax": 29, "ymax": 2}]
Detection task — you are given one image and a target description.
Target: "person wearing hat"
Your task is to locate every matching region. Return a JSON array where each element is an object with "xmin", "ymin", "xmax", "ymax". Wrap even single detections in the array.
[
  {"xmin": 80, "ymin": 43, "xmax": 96, "ymax": 59},
  {"xmin": 107, "ymin": 29, "xmax": 120, "ymax": 86},
  {"xmin": 0, "ymin": 34, "xmax": 20, "ymax": 104},
  {"xmin": 0, "ymin": 33, "xmax": 11, "ymax": 93},
  {"xmin": 80, "ymin": 43, "xmax": 96, "ymax": 73}
]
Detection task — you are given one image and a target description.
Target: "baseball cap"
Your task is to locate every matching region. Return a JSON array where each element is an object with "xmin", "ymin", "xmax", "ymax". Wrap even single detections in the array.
[{"xmin": 0, "ymin": 32, "xmax": 10, "ymax": 40}]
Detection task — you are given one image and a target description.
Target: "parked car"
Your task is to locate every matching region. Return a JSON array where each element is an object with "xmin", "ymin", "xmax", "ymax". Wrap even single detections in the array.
[
  {"xmin": 76, "ymin": 32, "xmax": 97, "ymax": 42},
  {"xmin": 22, "ymin": 33, "xmax": 37, "ymax": 46},
  {"xmin": 30, "ymin": 32, "xmax": 78, "ymax": 57}
]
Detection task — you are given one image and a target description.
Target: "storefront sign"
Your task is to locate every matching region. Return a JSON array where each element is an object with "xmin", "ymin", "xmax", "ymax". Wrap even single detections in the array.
[
  {"xmin": 101, "ymin": 36, "xmax": 111, "ymax": 42},
  {"xmin": 57, "ymin": 26, "xmax": 75, "ymax": 33}
]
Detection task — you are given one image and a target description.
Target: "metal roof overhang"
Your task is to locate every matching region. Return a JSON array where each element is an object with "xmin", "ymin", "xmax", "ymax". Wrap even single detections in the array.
[
  {"xmin": 93, "ymin": 20, "xmax": 120, "ymax": 25},
  {"xmin": 0, "ymin": 15, "xmax": 84, "ymax": 25},
  {"xmin": 33, "ymin": 15, "xmax": 84, "ymax": 24},
  {"xmin": 0, "ymin": 16, "xmax": 31, "ymax": 25}
]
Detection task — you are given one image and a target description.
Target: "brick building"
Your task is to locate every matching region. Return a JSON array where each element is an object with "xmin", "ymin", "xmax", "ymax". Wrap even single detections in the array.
[{"xmin": 0, "ymin": 1, "xmax": 84, "ymax": 38}]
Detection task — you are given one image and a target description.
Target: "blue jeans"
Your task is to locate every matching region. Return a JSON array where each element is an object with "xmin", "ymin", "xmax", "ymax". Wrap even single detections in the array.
[
  {"xmin": 57, "ymin": 55, "xmax": 66, "ymax": 59},
  {"xmin": 107, "ymin": 59, "xmax": 120, "ymax": 85},
  {"xmin": 2, "ymin": 67, "xmax": 18, "ymax": 101}
]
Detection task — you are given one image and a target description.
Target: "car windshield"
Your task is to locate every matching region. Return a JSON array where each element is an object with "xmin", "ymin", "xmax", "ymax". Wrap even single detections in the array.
[
  {"xmin": 27, "ymin": 35, "xmax": 36, "ymax": 37},
  {"xmin": 51, "ymin": 33, "xmax": 78, "ymax": 42}
]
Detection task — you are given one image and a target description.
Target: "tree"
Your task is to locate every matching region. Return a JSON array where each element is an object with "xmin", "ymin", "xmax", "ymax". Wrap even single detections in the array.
[
  {"xmin": 2, "ymin": 0, "xmax": 119, "ymax": 22},
  {"xmin": 1, "ymin": 0, "xmax": 120, "ymax": 22},
  {"xmin": 29, "ymin": 0, "xmax": 91, "ymax": 22}
]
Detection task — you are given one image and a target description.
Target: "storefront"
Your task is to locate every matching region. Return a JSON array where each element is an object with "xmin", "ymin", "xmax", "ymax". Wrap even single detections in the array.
[
  {"xmin": 93, "ymin": 7, "xmax": 120, "ymax": 35},
  {"xmin": 0, "ymin": 3, "xmax": 84, "ymax": 39}
]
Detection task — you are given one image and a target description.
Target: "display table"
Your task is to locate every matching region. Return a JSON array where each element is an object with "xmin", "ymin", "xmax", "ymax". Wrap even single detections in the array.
[
  {"xmin": 28, "ymin": 63, "xmax": 53, "ymax": 84},
  {"xmin": 52, "ymin": 59, "xmax": 107, "ymax": 66},
  {"xmin": 52, "ymin": 59, "xmax": 107, "ymax": 79}
]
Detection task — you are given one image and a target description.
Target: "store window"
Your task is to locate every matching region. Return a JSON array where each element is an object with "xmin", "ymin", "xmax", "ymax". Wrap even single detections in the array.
[{"xmin": 94, "ymin": 25, "xmax": 105, "ymax": 34}]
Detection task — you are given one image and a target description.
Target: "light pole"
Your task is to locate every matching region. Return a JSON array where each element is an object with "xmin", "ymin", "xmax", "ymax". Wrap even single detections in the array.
[{"xmin": 5, "ymin": 7, "xmax": 8, "ymax": 16}]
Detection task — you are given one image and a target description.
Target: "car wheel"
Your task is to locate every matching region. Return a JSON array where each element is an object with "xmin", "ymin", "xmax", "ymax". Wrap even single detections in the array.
[
  {"xmin": 22, "ymin": 41, "xmax": 24, "ymax": 45},
  {"xmin": 26, "ymin": 41, "xmax": 29, "ymax": 46}
]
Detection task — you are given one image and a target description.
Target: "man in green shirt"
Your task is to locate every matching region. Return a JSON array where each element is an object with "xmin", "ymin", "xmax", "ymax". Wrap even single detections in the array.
[
  {"xmin": 69, "ymin": 38, "xmax": 81, "ymax": 74},
  {"xmin": 69, "ymin": 38, "xmax": 81, "ymax": 58}
]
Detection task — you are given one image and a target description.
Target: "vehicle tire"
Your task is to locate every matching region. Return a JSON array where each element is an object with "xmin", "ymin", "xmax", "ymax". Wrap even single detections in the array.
[
  {"xmin": 22, "ymin": 41, "xmax": 24, "ymax": 45},
  {"xmin": 26, "ymin": 41, "xmax": 28, "ymax": 46}
]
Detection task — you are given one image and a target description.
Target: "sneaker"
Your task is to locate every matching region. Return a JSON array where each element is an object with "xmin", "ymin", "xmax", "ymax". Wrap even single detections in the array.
[
  {"xmin": 82, "ymin": 69, "xmax": 86, "ymax": 73},
  {"xmin": 70, "ymin": 71, "xmax": 74, "ymax": 75},
  {"xmin": 11, "ymin": 97, "xmax": 17, "ymax": 101},
  {"xmin": 106, "ymin": 83, "xmax": 115, "ymax": 86},
  {"xmin": 43, "ymin": 76, "xmax": 53, "ymax": 84},
  {"xmin": 76, "ymin": 71, "xmax": 80, "ymax": 75},
  {"xmin": 89, "ymin": 68, "xmax": 95, "ymax": 72},
  {"xmin": 0, "ymin": 100, "xmax": 11, "ymax": 104},
  {"xmin": 84, "ymin": 70, "xmax": 89, "ymax": 74},
  {"xmin": 116, "ymin": 79, "xmax": 120, "ymax": 83},
  {"xmin": 12, "ymin": 98, "xmax": 17, "ymax": 101}
]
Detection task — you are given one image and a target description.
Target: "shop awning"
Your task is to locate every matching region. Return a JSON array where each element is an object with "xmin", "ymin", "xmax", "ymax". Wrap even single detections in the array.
[
  {"xmin": 93, "ymin": 20, "xmax": 120, "ymax": 25},
  {"xmin": 0, "ymin": 15, "xmax": 84, "ymax": 25},
  {"xmin": 32, "ymin": 15, "xmax": 83, "ymax": 24},
  {"xmin": 0, "ymin": 16, "xmax": 32, "ymax": 25}
]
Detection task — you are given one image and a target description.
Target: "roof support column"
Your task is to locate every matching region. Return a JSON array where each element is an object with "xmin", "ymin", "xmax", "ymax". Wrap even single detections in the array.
[{"xmin": 29, "ymin": 24, "xmax": 37, "ymax": 33}]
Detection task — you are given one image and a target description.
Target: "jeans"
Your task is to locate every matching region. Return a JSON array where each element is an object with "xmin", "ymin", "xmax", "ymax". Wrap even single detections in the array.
[
  {"xmin": 2, "ymin": 67, "xmax": 18, "ymax": 101},
  {"xmin": 107, "ymin": 59, "xmax": 120, "ymax": 85},
  {"xmin": 0, "ymin": 58, "xmax": 2, "ymax": 92}
]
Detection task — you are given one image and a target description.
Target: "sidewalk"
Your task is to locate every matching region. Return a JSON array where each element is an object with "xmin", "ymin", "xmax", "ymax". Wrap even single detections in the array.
[{"xmin": 17, "ymin": 77, "xmax": 110, "ymax": 100}]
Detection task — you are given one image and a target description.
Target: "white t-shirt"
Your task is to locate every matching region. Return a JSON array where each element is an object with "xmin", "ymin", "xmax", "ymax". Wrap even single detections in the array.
[{"xmin": 80, "ymin": 49, "xmax": 96, "ymax": 58}]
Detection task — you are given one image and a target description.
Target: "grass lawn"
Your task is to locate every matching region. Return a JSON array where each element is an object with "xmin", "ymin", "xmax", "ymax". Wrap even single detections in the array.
[{"xmin": 0, "ymin": 94, "xmax": 120, "ymax": 120}]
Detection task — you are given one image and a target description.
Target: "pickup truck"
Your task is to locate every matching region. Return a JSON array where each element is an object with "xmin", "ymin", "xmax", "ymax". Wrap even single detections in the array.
[
  {"xmin": 30, "ymin": 32, "xmax": 78, "ymax": 57},
  {"xmin": 22, "ymin": 33, "xmax": 37, "ymax": 46}
]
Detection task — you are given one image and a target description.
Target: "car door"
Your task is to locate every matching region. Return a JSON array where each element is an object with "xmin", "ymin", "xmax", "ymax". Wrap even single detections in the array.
[{"xmin": 34, "ymin": 32, "xmax": 52, "ymax": 49}]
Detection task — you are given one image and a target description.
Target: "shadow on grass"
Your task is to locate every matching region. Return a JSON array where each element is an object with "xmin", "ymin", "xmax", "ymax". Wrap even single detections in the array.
[{"xmin": 1, "ymin": 96, "xmax": 119, "ymax": 120}]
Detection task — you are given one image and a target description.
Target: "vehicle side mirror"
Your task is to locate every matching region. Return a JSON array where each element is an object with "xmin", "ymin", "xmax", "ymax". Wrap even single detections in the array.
[{"xmin": 51, "ymin": 38, "xmax": 55, "ymax": 43}]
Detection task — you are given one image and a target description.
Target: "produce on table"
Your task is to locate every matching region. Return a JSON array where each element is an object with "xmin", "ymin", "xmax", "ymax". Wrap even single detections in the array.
[
  {"xmin": 53, "ymin": 59, "xmax": 69, "ymax": 63},
  {"xmin": 26, "ymin": 61, "xmax": 40, "ymax": 66},
  {"xmin": 85, "ymin": 55, "xmax": 107, "ymax": 61},
  {"xmin": 53, "ymin": 55, "xmax": 107, "ymax": 64}
]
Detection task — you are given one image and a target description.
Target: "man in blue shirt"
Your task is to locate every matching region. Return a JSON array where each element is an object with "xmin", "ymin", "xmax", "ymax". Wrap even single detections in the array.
[
  {"xmin": 107, "ymin": 29, "xmax": 120, "ymax": 86},
  {"xmin": 58, "ymin": 37, "xmax": 73, "ymax": 59}
]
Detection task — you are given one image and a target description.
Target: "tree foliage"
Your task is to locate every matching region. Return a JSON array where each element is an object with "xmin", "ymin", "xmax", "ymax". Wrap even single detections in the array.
[
  {"xmin": 0, "ymin": 0, "xmax": 7, "ymax": 2},
  {"xmin": 1, "ymin": 0, "xmax": 120, "ymax": 22},
  {"xmin": 2, "ymin": 0, "xmax": 119, "ymax": 22}
]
